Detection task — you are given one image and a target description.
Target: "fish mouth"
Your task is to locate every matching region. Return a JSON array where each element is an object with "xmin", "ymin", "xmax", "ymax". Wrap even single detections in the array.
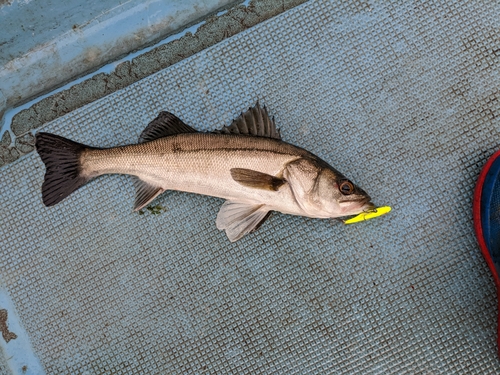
[
  {"xmin": 337, "ymin": 198, "xmax": 375, "ymax": 219},
  {"xmin": 346, "ymin": 196, "xmax": 374, "ymax": 210},
  {"xmin": 363, "ymin": 201, "xmax": 376, "ymax": 211}
]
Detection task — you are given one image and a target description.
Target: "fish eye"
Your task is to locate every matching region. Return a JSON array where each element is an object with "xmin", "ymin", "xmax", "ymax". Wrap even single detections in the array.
[{"xmin": 339, "ymin": 180, "xmax": 354, "ymax": 195}]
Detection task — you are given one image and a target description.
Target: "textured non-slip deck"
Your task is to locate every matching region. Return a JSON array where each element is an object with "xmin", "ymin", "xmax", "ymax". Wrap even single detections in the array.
[{"xmin": 1, "ymin": 1, "xmax": 500, "ymax": 373}]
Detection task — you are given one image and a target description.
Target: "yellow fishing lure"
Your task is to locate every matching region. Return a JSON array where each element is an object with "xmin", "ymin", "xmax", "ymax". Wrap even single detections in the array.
[{"xmin": 343, "ymin": 206, "xmax": 391, "ymax": 224}]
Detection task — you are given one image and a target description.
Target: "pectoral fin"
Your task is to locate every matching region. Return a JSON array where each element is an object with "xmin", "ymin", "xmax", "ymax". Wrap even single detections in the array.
[
  {"xmin": 230, "ymin": 168, "xmax": 286, "ymax": 191},
  {"xmin": 216, "ymin": 201, "xmax": 271, "ymax": 242},
  {"xmin": 132, "ymin": 177, "xmax": 164, "ymax": 211}
]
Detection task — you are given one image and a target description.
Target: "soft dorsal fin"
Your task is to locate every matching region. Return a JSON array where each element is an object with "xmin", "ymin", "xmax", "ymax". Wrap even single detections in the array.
[
  {"xmin": 131, "ymin": 176, "xmax": 164, "ymax": 211},
  {"xmin": 139, "ymin": 111, "xmax": 197, "ymax": 143},
  {"xmin": 214, "ymin": 102, "xmax": 281, "ymax": 139},
  {"xmin": 216, "ymin": 201, "xmax": 272, "ymax": 242}
]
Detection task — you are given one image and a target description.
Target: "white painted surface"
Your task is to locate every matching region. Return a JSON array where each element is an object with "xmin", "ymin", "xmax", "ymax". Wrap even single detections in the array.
[
  {"xmin": 0, "ymin": 0, "xmax": 236, "ymax": 120},
  {"xmin": 0, "ymin": 21, "xmax": 205, "ymax": 141},
  {"xmin": 0, "ymin": 290, "xmax": 45, "ymax": 375}
]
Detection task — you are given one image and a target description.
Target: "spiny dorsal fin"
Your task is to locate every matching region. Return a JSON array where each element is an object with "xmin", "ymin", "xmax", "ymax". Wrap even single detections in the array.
[
  {"xmin": 214, "ymin": 102, "xmax": 281, "ymax": 139},
  {"xmin": 132, "ymin": 177, "xmax": 164, "ymax": 211},
  {"xmin": 216, "ymin": 201, "xmax": 271, "ymax": 242},
  {"xmin": 139, "ymin": 111, "xmax": 197, "ymax": 143},
  {"xmin": 230, "ymin": 168, "xmax": 286, "ymax": 191}
]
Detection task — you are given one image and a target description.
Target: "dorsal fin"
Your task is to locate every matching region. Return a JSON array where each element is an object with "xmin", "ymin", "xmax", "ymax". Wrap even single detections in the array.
[
  {"xmin": 139, "ymin": 111, "xmax": 197, "ymax": 143},
  {"xmin": 214, "ymin": 102, "xmax": 281, "ymax": 139}
]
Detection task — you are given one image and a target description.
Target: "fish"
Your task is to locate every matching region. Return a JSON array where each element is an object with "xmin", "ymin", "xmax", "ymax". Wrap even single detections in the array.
[{"xmin": 35, "ymin": 103, "xmax": 374, "ymax": 242}]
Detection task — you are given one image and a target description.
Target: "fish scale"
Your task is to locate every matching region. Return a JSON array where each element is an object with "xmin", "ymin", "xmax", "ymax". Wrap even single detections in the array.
[{"xmin": 82, "ymin": 134, "xmax": 301, "ymax": 196}]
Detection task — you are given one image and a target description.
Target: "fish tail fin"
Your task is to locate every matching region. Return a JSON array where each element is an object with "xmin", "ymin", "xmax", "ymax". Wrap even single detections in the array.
[{"xmin": 35, "ymin": 132, "xmax": 94, "ymax": 206}]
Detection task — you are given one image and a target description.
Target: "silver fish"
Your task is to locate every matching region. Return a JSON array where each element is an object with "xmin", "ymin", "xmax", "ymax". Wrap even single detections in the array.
[{"xmin": 35, "ymin": 103, "xmax": 374, "ymax": 242}]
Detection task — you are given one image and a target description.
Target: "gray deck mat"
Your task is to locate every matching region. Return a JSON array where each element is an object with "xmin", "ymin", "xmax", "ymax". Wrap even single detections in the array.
[{"xmin": 1, "ymin": 0, "xmax": 500, "ymax": 373}]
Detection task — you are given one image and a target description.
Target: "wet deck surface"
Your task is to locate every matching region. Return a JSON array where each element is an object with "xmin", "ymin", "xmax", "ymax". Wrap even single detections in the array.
[{"xmin": 1, "ymin": 1, "xmax": 500, "ymax": 373}]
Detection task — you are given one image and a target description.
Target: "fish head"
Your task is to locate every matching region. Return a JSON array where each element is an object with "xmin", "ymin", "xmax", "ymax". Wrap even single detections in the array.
[
  {"xmin": 285, "ymin": 158, "xmax": 373, "ymax": 218},
  {"xmin": 315, "ymin": 167, "xmax": 374, "ymax": 217}
]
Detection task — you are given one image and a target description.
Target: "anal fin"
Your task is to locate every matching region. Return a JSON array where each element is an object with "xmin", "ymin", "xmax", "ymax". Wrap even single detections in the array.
[
  {"xmin": 132, "ymin": 177, "xmax": 164, "ymax": 211},
  {"xmin": 216, "ymin": 201, "xmax": 271, "ymax": 242}
]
